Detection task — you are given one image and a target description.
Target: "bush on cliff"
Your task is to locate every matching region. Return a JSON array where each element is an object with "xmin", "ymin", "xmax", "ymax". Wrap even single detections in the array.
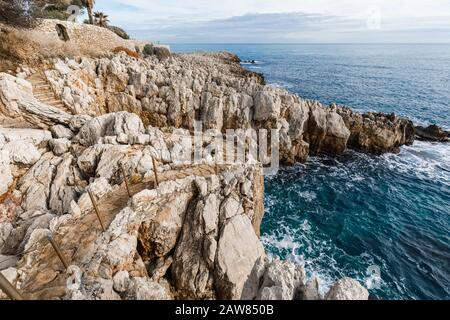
[
  {"xmin": 108, "ymin": 26, "xmax": 130, "ymax": 40},
  {"xmin": 112, "ymin": 46, "xmax": 139, "ymax": 58},
  {"xmin": 143, "ymin": 44, "xmax": 154, "ymax": 56},
  {"xmin": 0, "ymin": 0, "xmax": 36, "ymax": 28},
  {"xmin": 29, "ymin": 0, "xmax": 84, "ymax": 20}
]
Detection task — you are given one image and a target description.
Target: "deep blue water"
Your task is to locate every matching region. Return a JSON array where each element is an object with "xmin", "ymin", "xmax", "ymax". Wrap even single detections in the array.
[{"xmin": 171, "ymin": 44, "xmax": 450, "ymax": 300}]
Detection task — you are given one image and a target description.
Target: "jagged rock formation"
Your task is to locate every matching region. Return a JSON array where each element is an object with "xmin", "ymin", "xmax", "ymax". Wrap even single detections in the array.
[
  {"xmin": 336, "ymin": 107, "xmax": 415, "ymax": 153},
  {"xmin": 6, "ymin": 51, "xmax": 414, "ymax": 165},
  {"xmin": 414, "ymin": 124, "xmax": 450, "ymax": 142},
  {"xmin": 3, "ymin": 48, "xmax": 430, "ymax": 300},
  {"xmin": 0, "ymin": 109, "xmax": 368, "ymax": 300}
]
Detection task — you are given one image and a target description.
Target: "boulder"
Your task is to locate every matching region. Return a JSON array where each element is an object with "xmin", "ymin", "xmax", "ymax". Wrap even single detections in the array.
[
  {"xmin": 50, "ymin": 125, "xmax": 74, "ymax": 140},
  {"xmin": 76, "ymin": 112, "xmax": 145, "ymax": 146},
  {"xmin": 253, "ymin": 90, "xmax": 281, "ymax": 122},
  {"xmin": 302, "ymin": 277, "xmax": 322, "ymax": 300},
  {"xmin": 49, "ymin": 138, "xmax": 71, "ymax": 156},
  {"xmin": 127, "ymin": 277, "xmax": 172, "ymax": 300},
  {"xmin": 415, "ymin": 125, "xmax": 450, "ymax": 142},
  {"xmin": 113, "ymin": 270, "xmax": 131, "ymax": 293},
  {"xmin": 337, "ymin": 107, "xmax": 414, "ymax": 153},
  {"xmin": 255, "ymin": 260, "xmax": 305, "ymax": 300},
  {"xmin": 171, "ymin": 194, "xmax": 220, "ymax": 299},
  {"xmin": 2, "ymin": 141, "xmax": 41, "ymax": 165},
  {"xmin": 153, "ymin": 45, "xmax": 171, "ymax": 60},
  {"xmin": 0, "ymin": 128, "xmax": 52, "ymax": 146},
  {"xmin": 0, "ymin": 149, "xmax": 13, "ymax": 196},
  {"xmin": 137, "ymin": 193, "xmax": 192, "ymax": 262},
  {"xmin": 215, "ymin": 214, "xmax": 265, "ymax": 299},
  {"xmin": 325, "ymin": 277, "xmax": 369, "ymax": 300},
  {"xmin": 0, "ymin": 254, "xmax": 18, "ymax": 270},
  {"xmin": 0, "ymin": 73, "xmax": 34, "ymax": 118},
  {"xmin": 48, "ymin": 154, "xmax": 78, "ymax": 213},
  {"xmin": 242, "ymin": 258, "xmax": 305, "ymax": 300},
  {"xmin": 18, "ymin": 152, "xmax": 62, "ymax": 211},
  {"xmin": 0, "ymin": 222, "xmax": 13, "ymax": 250}
]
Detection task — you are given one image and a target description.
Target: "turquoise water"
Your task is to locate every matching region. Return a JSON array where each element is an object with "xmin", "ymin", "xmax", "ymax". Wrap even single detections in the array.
[{"xmin": 171, "ymin": 44, "xmax": 450, "ymax": 300}]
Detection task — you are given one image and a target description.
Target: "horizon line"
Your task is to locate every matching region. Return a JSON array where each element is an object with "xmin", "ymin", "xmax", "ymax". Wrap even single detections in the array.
[{"xmin": 162, "ymin": 42, "xmax": 450, "ymax": 45}]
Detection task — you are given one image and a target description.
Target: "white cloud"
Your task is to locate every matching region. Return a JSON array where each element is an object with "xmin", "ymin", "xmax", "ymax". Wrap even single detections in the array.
[{"xmin": 93, "ymin": 0, "xmax": 450, "ymax": 42}]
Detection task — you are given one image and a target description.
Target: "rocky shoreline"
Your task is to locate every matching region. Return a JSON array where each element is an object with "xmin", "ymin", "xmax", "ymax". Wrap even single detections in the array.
[{"xmin": 0, "ymin": 21, "xmax": 448, "ymax": 301}]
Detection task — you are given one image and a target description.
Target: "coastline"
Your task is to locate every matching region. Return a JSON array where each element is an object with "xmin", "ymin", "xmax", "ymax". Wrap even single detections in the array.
[{"xmin": 0, "ymin": 20, "xmax": 448, "ymax": 300}]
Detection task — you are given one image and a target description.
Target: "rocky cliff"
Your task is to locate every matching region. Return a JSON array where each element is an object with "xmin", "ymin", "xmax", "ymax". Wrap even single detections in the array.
[{"xmin": 0, "ymin": 45, "xmax": 427, "ymax": 300}]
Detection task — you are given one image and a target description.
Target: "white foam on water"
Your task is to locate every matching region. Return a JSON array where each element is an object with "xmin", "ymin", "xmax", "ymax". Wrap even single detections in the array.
[
  {"xmin": 297, "ymin": 191, "xmax": 317, "ymax": 202},
  {"xmin": 383, "ymin": 141, "xmax": 450, "ymax": 186}
]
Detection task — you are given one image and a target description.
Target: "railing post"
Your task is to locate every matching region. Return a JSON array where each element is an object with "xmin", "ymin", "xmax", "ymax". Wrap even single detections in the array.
[
  {"xmin": 151, "ymin": 156, "xmax": 160, "ymax": 187},
  {"xmin": 121, "ymin": 165, "xmax": 131, "ymax": 198},
  {"xmin": 88, "ymin": 189, "xmax": 106, "ymax": 232},
  {"xmin": 47, "ymin": 234, "xmax": 69, "ymax": 270},
  {"xmin": 0, "ymin": 272, "xmax": 24, "ymax": 300}
]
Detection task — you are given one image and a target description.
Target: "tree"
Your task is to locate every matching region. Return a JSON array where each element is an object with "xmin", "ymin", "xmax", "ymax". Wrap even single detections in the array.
[
  {"xmin": 0, "ymin": 0, "xmax": 36, "ymax": 28},
  {"xmin": 28, "ymin": 1, "xmax": 84, "ymax": 21},
  {"xmin": 81, "ymin": 0, "xmax": 94, "ymax": 24},
  {"xmin": 94, "ymin": 11, "xmax": 109, "ymax": 28}
]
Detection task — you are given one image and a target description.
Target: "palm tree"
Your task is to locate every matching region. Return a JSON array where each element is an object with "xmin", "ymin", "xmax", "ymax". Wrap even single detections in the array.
[
  {"xmin": 81, "ymin": 0, "xmax": 94, "ymax": 24},
  {"xmin": 94, "ymin": 11, "xmax": 109, "ymax": 27}
]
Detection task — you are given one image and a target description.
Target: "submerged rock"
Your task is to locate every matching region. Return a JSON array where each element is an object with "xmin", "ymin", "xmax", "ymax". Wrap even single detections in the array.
[{"xmin": 414, "ymin": 125, "xmax": 450, "ymax": 142}]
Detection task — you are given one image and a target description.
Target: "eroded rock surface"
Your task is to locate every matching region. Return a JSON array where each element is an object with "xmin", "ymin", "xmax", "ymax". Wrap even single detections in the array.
[{"xmin": 0, "ymin": 48, "xmax": 424, "ymax": 300}]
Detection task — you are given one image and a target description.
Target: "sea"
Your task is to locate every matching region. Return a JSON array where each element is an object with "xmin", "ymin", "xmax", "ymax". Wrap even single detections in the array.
[{"xmin": 171, "ymin": 44, "xmax": 450, "ymax": 300}]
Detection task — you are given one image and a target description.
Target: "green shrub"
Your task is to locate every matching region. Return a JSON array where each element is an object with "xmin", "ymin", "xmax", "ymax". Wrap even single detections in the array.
[
  {"xmin": 143, "ymin": 44, "xmax": 154, "ymax": 56},
  {"xmin": 108, "ymin": 25, "xmax": 130, "ymax": 40}
]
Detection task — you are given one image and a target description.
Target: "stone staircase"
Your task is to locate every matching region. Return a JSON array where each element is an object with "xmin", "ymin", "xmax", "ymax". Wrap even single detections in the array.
[
  {"xmin": 27, "ymin": 73, "xmax": 72, "ymax": 114},
  {"xmin": 15, "ymin": 163, "xmax": 223, "ymax": 299}
]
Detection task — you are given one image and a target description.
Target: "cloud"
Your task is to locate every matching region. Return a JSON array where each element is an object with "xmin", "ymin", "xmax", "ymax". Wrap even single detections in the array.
[
  {"xmin": 92, "ymin": 0, "xmax": 450, "ymax": 43},
  {"xmin": 125, "ymin": 12, "xmax": 450, "ymax": 43}
]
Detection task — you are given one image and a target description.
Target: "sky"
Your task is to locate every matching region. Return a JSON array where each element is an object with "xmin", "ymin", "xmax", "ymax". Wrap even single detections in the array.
[{"xmin": 88, "ymin": 0, "xmax": 450, "ymax": 43}]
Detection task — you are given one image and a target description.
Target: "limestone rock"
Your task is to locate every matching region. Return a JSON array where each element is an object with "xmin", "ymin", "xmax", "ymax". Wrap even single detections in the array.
[
  {"xmin": 0, "ymin": 223, "xmax": 13, "ymax": 250},
  {"xmin": 3, "ymin": 141, "xmax": 41, "ymax": 165},
  {"xmin": 253, "ymin": 90, "xmax": 281, "ymax": 122},
  {"xmin": 48, "ymin": 154, "xmax": 78, "ymax": 214},
  {"xmin": 415, "ymin": 124, "xmax": 450, "ymax": 142},
  {"xmin": 127, "ymin": 277, "xmax": 172, "ymax": 300},
  {"xmin": 337, "ymin": 107, "xmax": 414, "ymax": 154},
  {"xmin": 0, "ymin": 73, "xmax": 34, "ymax": 118},
  {"xmin": 76, "ymin": 112, "xmax": 144, "ymax": 146},
  {"xmin": 0, "ymin": 128, "xmax": 52, "ymax": 146},
  {"xmin": 49, "ymin": 138, "xmax": 71, "ymax": 156},
  {"xmin": 18, "ymin": 152, "xmax": 62, "ymax": 211},
  {"xmin": 50, "ymin": 125, "xmax": 74, "ymax": 140},
  {"xmin": 215, "ymin": 214, "xmax": 265, "ymax": 299},
  {"xmin": 113, "ymin": 270, "xmax": 131, "ymax": 293},
  {"xmin": 325, "ymin": 277, "xmax": 369, "ymax": 300},
  {"xmin": 0, "ymin": 255, "xmax": 18, "ymax": 270},
  {"xmin": 171, "ymin": 194, "xmax": 219, "ymax": 299},
  {"xmin": 0, "ymin": 149, "xmax": 13, "ymax": 196},
  {"xmin": 0, "ymin": 267, "xmax": 18, "ymax": 299},
  {"xmin": 137, "ymin": 192, "xmax": 192, "ymax": 262},
  {"xmin": 255, "ymin": 259, "xmax": 305, "ymax": 300},
  {"xmin": 302, "ymin": 277, "xmax": 322, "ymax": 300}
]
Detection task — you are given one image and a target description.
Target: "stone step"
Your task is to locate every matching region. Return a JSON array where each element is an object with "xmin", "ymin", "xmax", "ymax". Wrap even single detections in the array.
[
  {"xmin": 27, "ymin": 73, "xmax": 72, "ymax": 115},
  {"xmin": 38, "ymin": 96, "xmax": 60, "ymax": 103},
  {"xmin": 34, "ymin": 92, "xmax": 54, "ymax": 98},
  {"xmin": 28, "ymin": 79, "xmax": 48, "ymax": 85},
  {"xmin": 34, "ymin": 84, "xmax": 52, "ymax": 90}
]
